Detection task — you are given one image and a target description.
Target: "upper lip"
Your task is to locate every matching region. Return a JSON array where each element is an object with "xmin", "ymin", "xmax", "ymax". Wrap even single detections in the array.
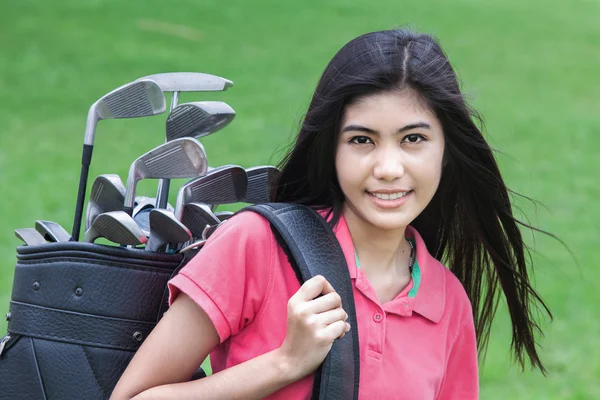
[{"xmin": 367, "ymin": 189, "xmax": 411, "ymax": 194}]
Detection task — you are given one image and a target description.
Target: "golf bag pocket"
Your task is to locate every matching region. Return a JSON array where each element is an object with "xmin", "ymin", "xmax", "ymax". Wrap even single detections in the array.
[{"xmin": 0, "ymin": 241, "xmax": 190, "ymax": 400}]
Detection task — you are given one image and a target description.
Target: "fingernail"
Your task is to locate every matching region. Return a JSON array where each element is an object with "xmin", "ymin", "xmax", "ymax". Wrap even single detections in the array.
[{"xmin": 346, "ymin": 322, "xmax": 351, "ymax": 331}]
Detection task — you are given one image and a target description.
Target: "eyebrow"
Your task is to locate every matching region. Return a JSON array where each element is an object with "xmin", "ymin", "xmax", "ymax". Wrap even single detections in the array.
[{"xmin": 341, "ymin": 122, "xmax": 431, "ymax": 134}]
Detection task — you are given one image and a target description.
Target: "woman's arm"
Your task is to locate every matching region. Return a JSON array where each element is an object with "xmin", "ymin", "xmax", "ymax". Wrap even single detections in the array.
[{"xmin": 111, "ymin": 276, "xmax": 349, "ymax": 400}]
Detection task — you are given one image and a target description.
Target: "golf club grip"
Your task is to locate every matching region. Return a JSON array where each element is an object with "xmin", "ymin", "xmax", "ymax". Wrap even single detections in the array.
[{"xmin": 72, "ymin": 144, "xmax": 94, "ymax": 241}]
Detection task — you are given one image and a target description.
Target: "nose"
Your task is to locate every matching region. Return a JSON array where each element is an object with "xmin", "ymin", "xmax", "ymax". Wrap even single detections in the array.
[{"xmin": 373, "ymin": 146, "xmax": 405, "ymax": 181}]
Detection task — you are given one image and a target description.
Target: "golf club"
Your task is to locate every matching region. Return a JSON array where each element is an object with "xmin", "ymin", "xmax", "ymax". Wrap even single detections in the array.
[
  {"xmin": 146, "ymin": 209, "xmax": 192, "ymax": 252},
  {"xmin": 156, "ymin": 101, "xmax": 236, "ymax": 209},
  {"xmin": 35, "ymin": 220, "xmax": 72, "ymax": 242},
  {"xmin": 85, "ymin": 174, "xmax": 126, "ymax": 231},
  {"xmin": 179, "ymin": 202, "xmax": 220, "ymax": 238},
  {"xmin": 136, "ymin": 72, "xmax": 234, "ymax": 209},
  {"xmin": 72, "ymin": 79, "xmax": 166, "ymax": 241},
  {"xmin": 123, "ymin": 137, "xmax": 208, "ymax": 216},
  {"xmin": 15, "ymin": 228, "xmax": 47, "ymax": 246},
  {"xmin": 241, "ymin": 166, "xmax": 281, "ymax": 204},
  {"xmin": 174, "ymin": 165, "xmax": 247, "ymax": 220},
  {"xmin": 132, "ymin": 196, "xmax": 174, "ymax": 236},
  {"xmin": 84, "ymin": 211, "xmax": 148, "ymax": 245}
]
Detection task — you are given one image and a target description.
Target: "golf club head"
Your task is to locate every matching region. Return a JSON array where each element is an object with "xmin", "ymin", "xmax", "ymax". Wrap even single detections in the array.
[
  {"xmin": 166, "ymin": 102, "xmax": 236, "ymax": 141},
  {"xmin": 174, "ymin": 165, "xmax": 247, "ymax": 220},
  {"xmin": 15, "ymin": 228, "xmax": 47, "ymax": 246},
  {"xmin": 85, "ymin": 174, "xmax": 126, "ymax": 231},
  {"xmin": 179, "ymin": 203, "xmax": 220, "ymax": 237},
  {"xmin": 35, "ymin": 220, "xmax": 72, "ymax": 242},
  {"xmin": 84, "ymin": 211, "xmax": 148, "ymax": 245},
  {"xmin": 136, "ymin": 72, "xmax": 233, "ymax": 92},
  {"xmin": 242, "ymin": 166, "xmax": 281, "ymax": 203},
  {"xmin": 146, "ymin": 209, "xmax": 192, "ymax": 252},
  {"xmin": 133, "ymin": 196, "xmax": 175, "ymax": 236},
  {"xmin": 123, "ymin": 137, "xmax": 208, "ymax": 214},
  {"xmin": 84, "ymin": 79, "xmax": 166, "ymax": 146}
]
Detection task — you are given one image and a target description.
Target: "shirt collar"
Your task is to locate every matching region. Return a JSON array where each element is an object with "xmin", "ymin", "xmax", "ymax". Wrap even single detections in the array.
[{"xmin": 330, "ymin": 212, "xmax": 446, "ymax": 323}]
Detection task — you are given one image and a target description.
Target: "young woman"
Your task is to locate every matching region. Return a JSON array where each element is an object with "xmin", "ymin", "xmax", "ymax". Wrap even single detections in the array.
[{"xmin": 111, "ymin": 28, "xmax": 550, "ymax": 400}]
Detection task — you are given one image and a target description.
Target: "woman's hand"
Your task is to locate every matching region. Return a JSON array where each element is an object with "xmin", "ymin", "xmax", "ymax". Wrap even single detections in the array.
[{"xmin": 276, "ymin": 275, "xmax": 351, "ymax": 381}]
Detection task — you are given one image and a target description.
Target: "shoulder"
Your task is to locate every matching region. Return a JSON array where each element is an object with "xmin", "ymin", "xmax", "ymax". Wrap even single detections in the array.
[
  {"xmin": 436, "ymin": 261, "xmax": 473, "ymax": 317},
  {"xmin": 204, "ymin": 211, "xmax": 274, "ymax": 249},
  {"xmin": 408, "ymin": 226, "xmax": 473, "ymax": 325}
]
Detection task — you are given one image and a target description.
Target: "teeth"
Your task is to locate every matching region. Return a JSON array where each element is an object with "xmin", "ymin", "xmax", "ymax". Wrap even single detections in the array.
[{"xmin": 371, "ymin": 191, "xmax": 409, "ymax": 200}]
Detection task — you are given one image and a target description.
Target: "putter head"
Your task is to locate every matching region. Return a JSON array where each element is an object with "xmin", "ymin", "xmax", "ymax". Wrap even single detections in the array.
[
  {"xmin": 35, "ymin": 220, "xmax": 72, "ymax": 242},
  {"xmin": 85, "ymin": 174, "xmax": 126, "ymax": 231},
  {"xmin": 84, "ymin": 79, "xmax": 166, "ymax": 145},
  {"xmin": 179, "ymin": 203, "xmax": 221, "ymax": 237},
  {"xmin": 84, "ymin": 211, "xmax": 148, "ymax": 245},
  {"xmin": 242, "ymin": 166, "xmax": 281, "ymax": 203},
  {"xmin": 136, "ymin": 72, "xmax": 233, "ymax": 92},
  {"xmin": 124, "ymin": 137, "xmax": 208, "ymax": 211},
  {"xmin": 146, "ymin": 209, "xmax": 192, "ymax": 252},
  {"xmin": 166, "ymin": 101, "xmax": 236, "ymax": 141},
  {"xmin": 174, "ymin": 165, "xmax": 247, "ymax": 220}
]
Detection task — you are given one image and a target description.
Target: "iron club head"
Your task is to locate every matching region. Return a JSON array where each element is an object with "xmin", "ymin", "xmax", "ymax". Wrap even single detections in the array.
[
  {"xmin": 146, "ymin": 209, "xmax": 192, "ymax": 252},
  {"xmin": 242, "ymin": 166, "xmax": 281, "ymax": 204},
  {"xmin": 174, "ymin": 165, "xmax": 247, "ymax": 220},
  {"xmin": 15, "ymin": 228, "xmax": 47, "ymax": 246},
  {"xmin": 35, "ymin": 220, "xmax": 72, "ymax": 242},
  {"xmin": 123, "ymin": 137, "xmax": 208, "ymax": 215},
  {"xmin": 84, "ymin": 211, "xmax": 148, "ymax": 245},
  {"xmin": 166, "ymin": 101, "xmax": 236, "ymax": 141},
  {"xmin": 85, "ymin": 174, "xmax": 126, "ymax": 231}
]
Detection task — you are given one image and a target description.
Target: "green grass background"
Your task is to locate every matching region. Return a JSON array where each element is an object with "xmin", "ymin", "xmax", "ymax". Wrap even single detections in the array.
[{"xmin": 1, "ymin": 0, "xmax": 598, "ymax": 398}]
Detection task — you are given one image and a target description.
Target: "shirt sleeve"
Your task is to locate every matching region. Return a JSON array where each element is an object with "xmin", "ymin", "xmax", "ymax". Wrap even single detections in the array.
[
  {"xmin": 436, "ymin": 312, "xmax": 479, "ymax": 400},
  {"xmin": 167, "ymin": 211, "xmax": 275, "ymax": 343}
]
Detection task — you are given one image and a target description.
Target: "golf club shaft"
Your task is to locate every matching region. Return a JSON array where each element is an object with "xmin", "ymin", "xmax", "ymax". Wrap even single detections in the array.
[
  {"xmin": 72, "ymin": 144, "xmax": 93, "ymax": 241},
  {"xmin": 155, "ymin": 91, "xmax": 180, "ymax": 209}
]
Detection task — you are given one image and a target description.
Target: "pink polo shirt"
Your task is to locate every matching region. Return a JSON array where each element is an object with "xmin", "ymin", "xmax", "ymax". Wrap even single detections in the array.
[{"xmin": 168, "ymin": 210, "xmax": 479, "ymax": 399}]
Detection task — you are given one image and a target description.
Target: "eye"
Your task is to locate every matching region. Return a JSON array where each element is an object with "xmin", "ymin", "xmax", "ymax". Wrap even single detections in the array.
[
  {"xmin": 349, "ymin": 136, "xmax": 373, "ymax": 145},
  {"xmin": 402, "ymin": 134, "xmax": 425, "ymax": 144}
]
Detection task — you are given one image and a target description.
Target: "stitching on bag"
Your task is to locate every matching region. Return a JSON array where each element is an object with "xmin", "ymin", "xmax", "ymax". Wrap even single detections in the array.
[
  {"xmin": 18, "ymin": 257, "xmax": 176, "ymax": 273},
  {"xmin": 82, "ymin": 346, "xmax": 108, "ymax": 399},
  {"xmin": 29, "ymin": 338, "xmax": 49, "ymax": 400},
  {"xmin": 10, "ymin": 329, "xmax": 140, "ymax": 351},
  {"xmin": 11, "ymin": 301, "xmax": 158, "ymax": 325}
]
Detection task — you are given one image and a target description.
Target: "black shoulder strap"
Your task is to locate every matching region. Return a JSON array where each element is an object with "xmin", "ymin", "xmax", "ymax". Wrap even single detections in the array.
[{"xmin": 244, "ymin": 203, "xmax": 359, "ymax": 400}]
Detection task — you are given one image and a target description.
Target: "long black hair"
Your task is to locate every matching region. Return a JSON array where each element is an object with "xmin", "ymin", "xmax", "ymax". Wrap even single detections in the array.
[{"xmin": 272, "ymin": 28, "xmax": 552, "ymax": 373}]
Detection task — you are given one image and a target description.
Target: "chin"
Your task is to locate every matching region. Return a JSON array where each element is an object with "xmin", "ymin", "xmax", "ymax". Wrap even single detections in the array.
[{"xmin": 367, "ymin": 214, "xmax": 414, "ymax": 232}]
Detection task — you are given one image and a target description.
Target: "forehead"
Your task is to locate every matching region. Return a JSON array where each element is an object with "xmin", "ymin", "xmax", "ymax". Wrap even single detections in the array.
[{"xmin": 341, "ymin": 90, "xmax": 440, "ymax": 130}]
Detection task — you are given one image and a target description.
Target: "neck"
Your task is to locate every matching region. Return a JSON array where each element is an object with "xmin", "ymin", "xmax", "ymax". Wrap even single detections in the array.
[{"xmin": 342, "ymin": 205, "xmax": 411, "ymax": 276}]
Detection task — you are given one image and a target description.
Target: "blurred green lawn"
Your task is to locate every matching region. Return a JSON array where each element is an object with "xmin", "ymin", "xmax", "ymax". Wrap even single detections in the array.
[{"xmin": 1, "ymin": 0, "xmax": 598, "ymax": 398}]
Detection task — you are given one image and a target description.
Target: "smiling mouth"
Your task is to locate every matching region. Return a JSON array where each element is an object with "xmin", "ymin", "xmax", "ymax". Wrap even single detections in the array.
[{"xmin": 367, "ymin": 191, "xmax": 412, "ymax": 200}]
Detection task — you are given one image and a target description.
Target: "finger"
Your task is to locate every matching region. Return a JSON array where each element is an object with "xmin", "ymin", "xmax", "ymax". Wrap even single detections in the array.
[
  {"xmin": 321, "ymin": 320, "xmax": 349, "ymax": 342},
  {"xmin": 295, "ymin": 275, "xmax": 336, "ymax": 301},
  {"xmin": 305, "ymin": 292, "xmax": 343, "ymax": 314},
  {"xmin": 312, "ymin": 307, "xmax": 347, "ymax": 326},
  {"xmin": 338, "ymin": 322, "xmax": 351, "ymax": 339}
]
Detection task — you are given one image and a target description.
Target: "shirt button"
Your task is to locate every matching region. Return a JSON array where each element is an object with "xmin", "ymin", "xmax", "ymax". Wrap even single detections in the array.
[{"xmin": 373, "ymin": 313, "xmax": 383, "ymax": 323}]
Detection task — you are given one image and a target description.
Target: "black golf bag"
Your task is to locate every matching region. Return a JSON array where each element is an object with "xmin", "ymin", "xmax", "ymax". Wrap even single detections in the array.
[{"xmin": 0, "ymin": 204, "xmax": 359, "ymax": 400}]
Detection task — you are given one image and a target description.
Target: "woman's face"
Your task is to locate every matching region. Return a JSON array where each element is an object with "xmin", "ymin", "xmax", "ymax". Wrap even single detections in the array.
[{"xmin": 335, "ymin": 90, "xmax": 445, "ymax": 233}]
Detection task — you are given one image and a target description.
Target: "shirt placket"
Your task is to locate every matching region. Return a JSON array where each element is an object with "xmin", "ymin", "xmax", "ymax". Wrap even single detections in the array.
[{"xmin": 355, "ymin": 272, "xmax": 385, "ymax": 360}]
